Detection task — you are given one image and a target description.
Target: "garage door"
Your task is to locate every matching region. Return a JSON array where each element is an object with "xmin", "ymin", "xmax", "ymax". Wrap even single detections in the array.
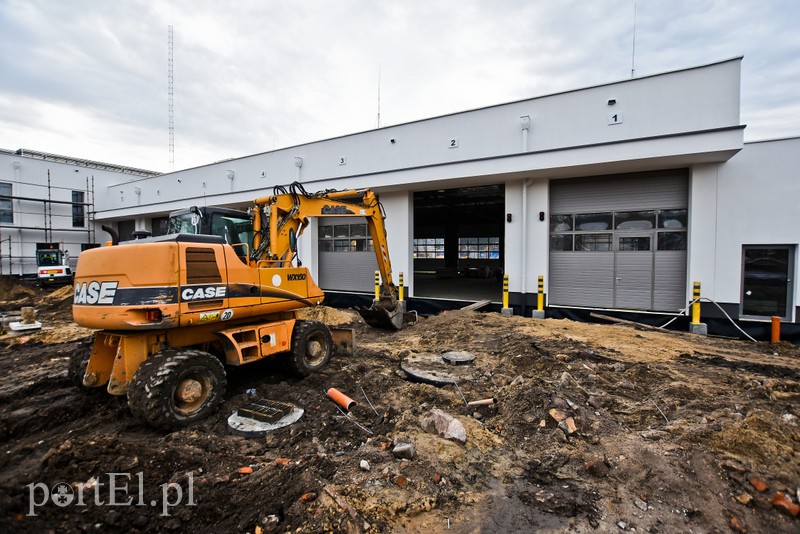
[
  {"xmin": 549, "ymin": 170, "xmax": 688, "ymax": 312},
  {"xmin": 317, "ymin": 217, "xmax": 378, "ymax": 292}
]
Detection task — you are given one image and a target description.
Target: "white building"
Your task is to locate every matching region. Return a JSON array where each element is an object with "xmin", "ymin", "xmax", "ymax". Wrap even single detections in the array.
[{"xmin": 2, "ymin": 57, "xmax": 798, "ymax": 337}]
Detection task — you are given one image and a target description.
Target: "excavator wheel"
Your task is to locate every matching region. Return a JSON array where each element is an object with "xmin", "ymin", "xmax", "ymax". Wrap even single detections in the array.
[
  {"xmin": 68, "ymin": 336, "xmax": 95, "ymax": 389},
  {"xmin": 127, "ymin": 349, "xmax": 227, "ymax": 430},
  {"xmin": 288, "ymin": 320, "xmax": 333, "ymax": 377}
]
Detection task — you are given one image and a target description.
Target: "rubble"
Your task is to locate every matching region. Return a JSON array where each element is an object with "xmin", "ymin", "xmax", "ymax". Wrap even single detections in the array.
[{"xmin": 419, "ymin": 408, "xmax": 467, "ymax": 444}]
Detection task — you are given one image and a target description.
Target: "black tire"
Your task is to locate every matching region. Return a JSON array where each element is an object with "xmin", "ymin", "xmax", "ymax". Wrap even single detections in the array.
[
  {"xmin": 68, "ymin": 336, "xmax": 94, "ymax": 389},
  {"xmin": 288, "ymin": 320, "xmax": 333, "ymax": 377},
  {"xmin": 127, "ymin": 349, "xmax": 226, "ymax": 430}
]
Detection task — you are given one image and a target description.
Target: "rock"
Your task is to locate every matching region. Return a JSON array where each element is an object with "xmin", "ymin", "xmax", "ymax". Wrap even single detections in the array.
[
  {"xmin": 617, "ymin": 520, "xmax": 627, "ymax": 529},
  {"xmin": 558, "ymin": 417, "xmax": 577, "ymax": 434},
  {"xmin": 393, "ymin": 475, "xmax": 408, "ymax": 487},
  {"xmin": 586, "ymin": 459, "xmax": 609, "ymax": 478},
  {"xmin": 549, "ymin": 408, "xmax": 568, "ymax": 423},
  {"xmin": 748, "ymin": 476, "xmax": 768, "ymax": 492},
  {"xmin": 634, "ymin": 498, "xmax": 648, "ymax": 511},
  {"xmin": 611, "ymin": 363, "xmax": 626, "ymax": 373},
  {"xmin": 588, "ymin": 396, "xmax": 604, "ymax": 409},
  {"xmin": 433, "ymin": 472, "xmax": 442, "ymax": 484},
  {"xmin": 771, "ymin": 492, "xmax": 800, "ymax": 517},
  {"xmin": 420, "ymin": 408, "xmax": 467, "ymax": 444},
  {"xmin": 551, "ymin": 394, "xmax": 570, "ymax": 410},
  {"xmin": 392, "ymin": 442, "xmax": 416, "ymax": 459},
  {"xmin": 360, "ymin": 460, "xmax": 370, "ymax": 471},
  {"xmin": 553, "ymin": 428, "xmax": 568, "ymax": 443},
  {"xmin": 734, "ymin": 492, "xmax": 752, "ymax": 506},
  {"xmin": 640, "ymin": 430, "xmax": 669, "ymax": 441},
  {"xmin": 729, "ymin": 515, "xmax": 746, "ymax": 533}
]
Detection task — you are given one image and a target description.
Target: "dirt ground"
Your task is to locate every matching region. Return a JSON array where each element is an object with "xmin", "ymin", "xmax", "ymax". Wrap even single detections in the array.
[{"xmin": 0, "ymin": 275, "xmax": 799, "ymax": 533}]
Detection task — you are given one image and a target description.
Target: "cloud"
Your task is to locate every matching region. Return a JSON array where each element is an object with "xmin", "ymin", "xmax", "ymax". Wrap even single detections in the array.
[{"xmin": 0, "ymin": 0, "xmax": 798, "ymax": 172}]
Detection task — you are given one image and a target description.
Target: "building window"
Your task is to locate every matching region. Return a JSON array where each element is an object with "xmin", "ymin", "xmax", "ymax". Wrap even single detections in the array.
[
  {"xmin": 0, "ymin": 182, "xmax": 12, "ymax": 223},
  {"xmin": 615, "ymin": 210, "xmax": 655, "ymax": 230},
  {"xmin": 458, "ymin": 237, "xmax": 500, "ymax": 259},
  {"xmin": 576, "ymin": 234, "xmax": 612, "ymax": 251},
  {"xmin": 741, "ymin": 246, "xmax": 793, "ymax": 319},
  {"xmin": 551, "ymin": 209, "xmax": 687, "ymax": 252},
  {"xmin": 72, "ymin": 191, "xmax": 85, "ymax": 227},
  {"xmin": 619, "ymin": 236, "xmax": 651, "ymax": 251},
  {"xmin": 319, "ymin": 224, "xmax": 373, "ymax": 253},
  {"xmin": 413, "ymin": 238, "xmax": 444, "ymax": 259}
]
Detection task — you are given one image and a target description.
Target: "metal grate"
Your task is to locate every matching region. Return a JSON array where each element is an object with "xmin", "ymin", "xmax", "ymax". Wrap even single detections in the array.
[{"xmin": 237, "ymin": 399, "xmax": 295, "ymax": 423}]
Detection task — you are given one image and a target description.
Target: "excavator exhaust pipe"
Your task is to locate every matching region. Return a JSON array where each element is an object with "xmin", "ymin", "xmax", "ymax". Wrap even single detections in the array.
[{"xmin": 357, "ymin": 300, "xmax": 417, "ymax": 331}]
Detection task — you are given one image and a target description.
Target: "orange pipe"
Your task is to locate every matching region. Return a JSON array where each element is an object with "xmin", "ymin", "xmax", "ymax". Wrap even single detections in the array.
[
  {"xmin": 327, "ymin": 388, "xmax": 357, "ymax": 411},
  {"xmin": 771, "ymin": 316, "xmax": 781, "ymax": 343}
]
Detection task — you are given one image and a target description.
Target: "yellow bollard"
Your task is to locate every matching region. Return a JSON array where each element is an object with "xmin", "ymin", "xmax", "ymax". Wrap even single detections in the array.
[
  {"xmin": 399, "ymin": 272, "xmax": 405, "ymax": 301},
  {"xmin": 502, "ymin": 274, "xmax": 509, "ymax": 309},
  {"xmin": 691, "ymin": 281, "xmax": 701, "ymax": 324},
  {"xmin": 374, "ymin": 270, "xmax": 380, "ymax": 300},
  {"xmin": 537, "ymin": 275, "xmax": 544, "ymax": 312}
]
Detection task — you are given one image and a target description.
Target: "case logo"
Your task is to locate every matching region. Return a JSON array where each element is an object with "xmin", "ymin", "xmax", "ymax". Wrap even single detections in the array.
[
  {"xmin": 181, "ymin": 286, "xmax": 227, "ymax": 301},
  {"xmin": 74, "ymin": 281, "xmax": 119, "ymax": 305}
]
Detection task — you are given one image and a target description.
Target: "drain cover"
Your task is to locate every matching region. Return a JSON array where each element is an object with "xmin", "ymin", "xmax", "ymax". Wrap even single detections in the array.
[
  {"xmin": 228, "ymin": 399, "xmax": 303, "ymax": 437},
  {"xmin": 442, "ymin": 351, "xmax": 476, "ymax": 365}
]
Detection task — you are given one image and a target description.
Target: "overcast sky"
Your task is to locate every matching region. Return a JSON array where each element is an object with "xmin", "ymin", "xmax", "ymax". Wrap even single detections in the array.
[{"xmin": 1, "ymin": 0, "xmax": 798, "ymax": 173}]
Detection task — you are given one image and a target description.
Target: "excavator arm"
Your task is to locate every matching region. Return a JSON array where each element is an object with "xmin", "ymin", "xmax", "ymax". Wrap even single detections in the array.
[{"xmin": 250, "ymin": 182, "xmax": 413, "ymax": 329}]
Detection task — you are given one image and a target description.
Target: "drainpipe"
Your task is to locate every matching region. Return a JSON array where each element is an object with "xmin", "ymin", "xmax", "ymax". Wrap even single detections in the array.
[
  {"xmin": 520, "ymin": 178, "xmax": 532, "ymax": 316},
  {"xmin": 520, "ymin": 115, "xmax": 531, "ymax": 152}
]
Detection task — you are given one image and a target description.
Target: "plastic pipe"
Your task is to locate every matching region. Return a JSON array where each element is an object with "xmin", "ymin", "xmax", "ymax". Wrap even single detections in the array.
[
  {"xmin": 327, "ymin": 388, "xmax": 357, "ymax": 411},
  {"xmin": 771, "ymin": 316, "xmax": 781, "ymax": 343},
  {"xmin": 467, "ymin": 397, "xmax": 497, "ymax": 407}
]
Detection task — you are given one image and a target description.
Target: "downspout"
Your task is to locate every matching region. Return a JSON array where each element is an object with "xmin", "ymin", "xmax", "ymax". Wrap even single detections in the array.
[
  {"xmin": 519, "ymin": 115, "xmax": 532, "ymax": 317},
  {"xmin": 520, "ymin": 178, "xmax": 532, "ymax": 317}
]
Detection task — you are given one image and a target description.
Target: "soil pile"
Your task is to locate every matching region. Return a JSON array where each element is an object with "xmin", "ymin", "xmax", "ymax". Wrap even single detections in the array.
[{"xmin": 0, "ymin": 277, "xmax": 798, "ymax": 533}]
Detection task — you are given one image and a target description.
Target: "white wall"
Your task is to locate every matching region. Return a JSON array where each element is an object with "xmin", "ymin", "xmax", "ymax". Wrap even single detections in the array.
[
  {"xmin": 687, "ymin": 163, "xmax": 721, "ymax": 301},
  {"xmin": 714, "ymin": 137, "xmax": 800, "ymax": 313},
  {"xmin": 97, "ymin": 59, "xmax": 743, "ymax": 221}
]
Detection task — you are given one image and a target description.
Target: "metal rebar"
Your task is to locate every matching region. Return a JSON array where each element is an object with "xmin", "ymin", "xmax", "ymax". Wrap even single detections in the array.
[
  {"xmin": 451, "ymin": 378, "xmax": 468, "ymax": 407},
  {"xmin": 652, "ymin": 399, "xmax": 669, "ymax": 424},
  {"xmin": 360, "ymin": 386, "xmax": 380, "ymax": 417}
]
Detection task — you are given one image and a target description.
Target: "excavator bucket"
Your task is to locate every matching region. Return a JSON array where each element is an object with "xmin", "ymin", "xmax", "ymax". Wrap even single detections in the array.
[{"xmin": 357, "ymin": 302, "xmax": 417, "ymax": 330}]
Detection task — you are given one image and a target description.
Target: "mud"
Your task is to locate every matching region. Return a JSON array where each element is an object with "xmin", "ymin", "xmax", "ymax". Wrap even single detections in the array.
[{"xmin": 0, "ymin": 275, "xmax": 798, "ymax": 533}]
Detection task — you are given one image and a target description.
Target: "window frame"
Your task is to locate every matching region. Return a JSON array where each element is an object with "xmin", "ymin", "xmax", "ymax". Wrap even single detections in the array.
[
  {"xmin": 72, "ymin": 190, "xmax": 85, "ymax": 227},
  {"xmin": 0, "ymin": 182, "xmax": 12, "ymax": 224}
]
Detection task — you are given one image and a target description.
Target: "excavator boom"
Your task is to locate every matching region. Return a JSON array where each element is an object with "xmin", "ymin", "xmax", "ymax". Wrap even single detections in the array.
[{"xmin": 250, "ymin": 182, "xmax": 413, "ymax": 330}]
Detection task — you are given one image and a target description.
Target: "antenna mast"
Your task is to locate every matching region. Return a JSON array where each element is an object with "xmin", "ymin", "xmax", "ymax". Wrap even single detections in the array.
[
  {"xmin": 631, "ymin": 2, "xmax": 637, "ymax": 78},
  {"xmin": 376, "ymin": 65, "xmax": 381, "ymax": 128},
  {"xmin": 168, "ymin": 25, "xmax": 175, "ymax": 169}
]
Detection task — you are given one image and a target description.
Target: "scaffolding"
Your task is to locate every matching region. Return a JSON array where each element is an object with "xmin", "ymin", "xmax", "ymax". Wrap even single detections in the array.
[{"xmin": 0, "ymin": 171, "xmax": 96, "ymax": 275}]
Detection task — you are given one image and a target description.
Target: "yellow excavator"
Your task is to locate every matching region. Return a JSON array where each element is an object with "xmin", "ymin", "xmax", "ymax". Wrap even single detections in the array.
[{"xmin": 71, "ymin": 182, "xmax": 414, "ymax": 429}]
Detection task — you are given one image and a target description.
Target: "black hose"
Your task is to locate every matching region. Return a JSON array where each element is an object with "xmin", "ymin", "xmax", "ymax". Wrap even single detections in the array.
[{"xmin": 101, "ymin": 225, "xmax": 119, "ymax": 245}]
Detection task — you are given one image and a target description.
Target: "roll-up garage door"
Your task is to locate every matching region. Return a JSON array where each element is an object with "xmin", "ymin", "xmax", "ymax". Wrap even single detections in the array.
[
  {"xmin": 317, "ymin": 217, "xmax": 378, "ymax": 292},
  {"xmin": 549, "ymin": 169, "xmax": 688, "ymax": 312}
]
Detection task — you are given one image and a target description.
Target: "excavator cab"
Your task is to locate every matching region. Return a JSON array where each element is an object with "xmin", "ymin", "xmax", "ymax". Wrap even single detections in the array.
[{"xmin": 169, "ymin": 206, "xmax": 252, "ymax": 261}]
